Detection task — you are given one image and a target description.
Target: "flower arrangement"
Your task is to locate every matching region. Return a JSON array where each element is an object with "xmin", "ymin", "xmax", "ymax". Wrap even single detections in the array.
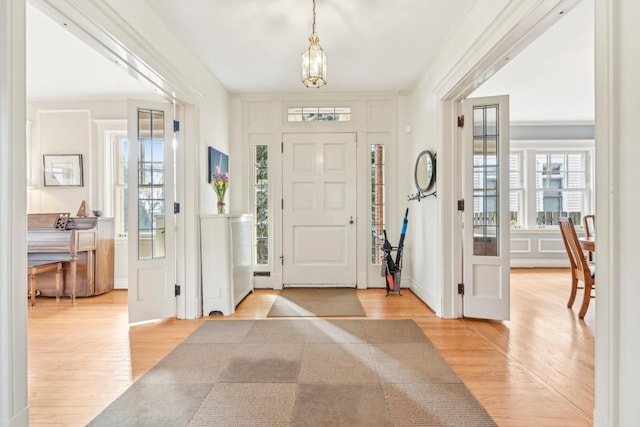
[{"xmin": 211, "ymin": 172, "xmax": 229, "ymax": 214}]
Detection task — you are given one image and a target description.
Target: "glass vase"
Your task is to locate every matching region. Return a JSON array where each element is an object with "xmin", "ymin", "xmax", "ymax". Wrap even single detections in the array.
[{"xmin": 217, "ymin": 201, "xmax": 226, "ymax": 214}]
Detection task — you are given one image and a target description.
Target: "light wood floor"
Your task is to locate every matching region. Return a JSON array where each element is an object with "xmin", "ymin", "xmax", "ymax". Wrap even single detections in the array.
[{"xmin": 27, "ymin": 268, "xmax": 594, "ymax": 426}]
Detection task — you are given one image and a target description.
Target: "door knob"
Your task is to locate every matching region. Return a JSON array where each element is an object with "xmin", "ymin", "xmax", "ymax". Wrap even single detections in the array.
[{"xmin": 349, "ymin": 216, "xmax": 354, "ymax": 224}]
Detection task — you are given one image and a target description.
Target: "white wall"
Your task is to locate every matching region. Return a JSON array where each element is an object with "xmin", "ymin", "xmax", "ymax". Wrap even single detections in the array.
[
  {"xmin": 402, "ymin": 0, "xmax": 514, "ymax": 316},
  {"xmin": 27, "ymin": 101, "xmax": 129, "ymax": 213},
  {"xmin": 398, "ymin": 92, "xmax": 442, "ymax": 311},
  {"xmin": 234, "ymin": 94, "xmax": 400, "ymax": 290}
]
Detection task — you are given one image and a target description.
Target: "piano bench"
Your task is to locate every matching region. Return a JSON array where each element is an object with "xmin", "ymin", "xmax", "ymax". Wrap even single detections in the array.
[{"xmin": 27, "ymin": 258, "xmax": 68, "ymax": 307}]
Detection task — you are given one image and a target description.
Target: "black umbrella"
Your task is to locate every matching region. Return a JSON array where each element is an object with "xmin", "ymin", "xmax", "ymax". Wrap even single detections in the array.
[
  {"xmin": 382, "ymin": 230, "xmax": 396, "ymax": 291},
  {"xmin": 395, "ymin": 208, "xmax": 409, "ymax": 267}
]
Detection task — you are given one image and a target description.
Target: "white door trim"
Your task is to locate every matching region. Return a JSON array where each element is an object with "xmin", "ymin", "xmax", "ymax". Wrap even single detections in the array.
[
  {"xmin": 1, "ymin": 0, "xmax": 29, "ymax": 423},
  {"xmin": 593, "ymin": 1, "xmax": 616, "ymax": 425}
]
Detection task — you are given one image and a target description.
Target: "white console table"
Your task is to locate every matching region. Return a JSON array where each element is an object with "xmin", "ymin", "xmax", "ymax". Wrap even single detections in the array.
[{"xmin": 200, "ymin": 214, "xmax": 253, "ymax": 315}]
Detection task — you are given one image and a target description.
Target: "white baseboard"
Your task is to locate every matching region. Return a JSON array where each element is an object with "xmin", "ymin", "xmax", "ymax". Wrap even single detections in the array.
[
  {"xmin": 592, "ymin": 410, "xmax": 612, "ymax": 427},
  {"xmin": 113, "ymin": 278, "xmax": 128, "ymax": 289},
  {"xmin": 408, "ymin": 279, "xmax": 439, "ymax": 315},
  {"xmin": 510, "ymin": 259, "xmax": 569, "ymax": 268}
]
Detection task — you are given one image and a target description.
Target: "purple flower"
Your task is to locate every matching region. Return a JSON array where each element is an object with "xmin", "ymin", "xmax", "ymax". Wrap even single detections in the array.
[{"xmin": 211, "ymin": 173, "xmax": 229, "ymax": 202}]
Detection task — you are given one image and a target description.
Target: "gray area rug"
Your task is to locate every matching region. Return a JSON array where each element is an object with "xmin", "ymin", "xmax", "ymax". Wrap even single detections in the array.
[
  {"xmin": 89, "ymin": 319, "xmax": 496, "ymax": 427},
  {"xmin": 267, "ymin": 287, "xmax": 366, "ymax": 317}
]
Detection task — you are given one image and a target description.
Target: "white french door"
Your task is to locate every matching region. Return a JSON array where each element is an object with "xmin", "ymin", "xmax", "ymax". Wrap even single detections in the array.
[
  {"xmin": 127, "ymin": 100, "xmax": 176, "ymax": 323},
  {"xmin": 462, "ymin": 95, "xmax": 510, "ymax": 320},
  {"xmin": 282, "ymin": 133, "xmax": 357, "ymax": 286}
]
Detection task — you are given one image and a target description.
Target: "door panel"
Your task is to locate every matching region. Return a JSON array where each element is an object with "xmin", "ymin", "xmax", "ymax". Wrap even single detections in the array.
[
  {"xmin": 462, "ymin": 96, "xmax": 510, "ymax": 320},
  {"xmin": 283, "ymin": 133, "xmax": 357, "ymax": 285},
  {"xmin": 127, "ymin": 100, "xmax": 175, "ymax": 323}
]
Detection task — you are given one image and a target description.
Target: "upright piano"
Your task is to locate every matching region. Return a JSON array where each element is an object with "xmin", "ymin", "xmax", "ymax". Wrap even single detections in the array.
[{"xmin": 27, "ymin": 213, "xmax": 115, "ymax": 298}]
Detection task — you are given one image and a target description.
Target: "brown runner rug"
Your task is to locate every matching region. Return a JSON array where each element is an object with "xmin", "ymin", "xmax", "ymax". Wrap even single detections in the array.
[
  {"xmin": 267, "ymin": 287, "xmax": 366, "ymax": 317},
  {"xmin": 88, "ymin": 319, "xmax": 496, "ymax": 427}
]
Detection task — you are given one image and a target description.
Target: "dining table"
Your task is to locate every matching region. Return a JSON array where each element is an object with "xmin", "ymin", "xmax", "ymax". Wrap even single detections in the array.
[{"xmin": 579, "ymin": 236, "xmax": 595, "ymax": 252}]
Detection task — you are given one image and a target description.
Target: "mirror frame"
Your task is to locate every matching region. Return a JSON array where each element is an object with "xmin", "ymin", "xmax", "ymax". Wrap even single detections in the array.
[{"xmin": 414, "ymin": 149, "xmax": 436, "ymax": 193}]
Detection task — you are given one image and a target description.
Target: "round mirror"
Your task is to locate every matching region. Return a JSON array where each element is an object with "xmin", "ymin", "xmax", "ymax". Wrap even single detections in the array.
[{"xmin": 414, "ymin": 150, "xmax": 436, "ymax": 192}]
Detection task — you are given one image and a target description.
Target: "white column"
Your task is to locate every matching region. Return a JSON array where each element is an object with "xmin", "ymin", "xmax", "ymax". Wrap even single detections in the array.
[
  {"xmin": 0, "ymin": 0, "xmax": 29, "ymax": 426},
  {"xmin": 595, "ymin": 0, "xmax": 640, "ymax": 426}
]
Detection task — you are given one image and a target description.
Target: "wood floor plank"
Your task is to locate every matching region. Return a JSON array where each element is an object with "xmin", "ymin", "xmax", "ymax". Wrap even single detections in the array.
[{"xmin": 27, "ymin": 268, "xmax": 594, "ymax": 426}]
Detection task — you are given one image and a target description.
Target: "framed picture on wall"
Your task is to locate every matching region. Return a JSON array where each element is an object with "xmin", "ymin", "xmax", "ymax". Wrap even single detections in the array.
[
  {"xmin": 208, "ymin": 147, "xmax": 229, "ymax": 182},
  {"xmin": 43, "ymin": 154, "xmax": 84, "ymax": 187}
]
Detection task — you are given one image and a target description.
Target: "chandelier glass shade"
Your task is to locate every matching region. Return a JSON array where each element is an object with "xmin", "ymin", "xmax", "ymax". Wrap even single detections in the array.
[{"xmin": 301, "ymin": 0, "xmax": 326, "ymax": 88}]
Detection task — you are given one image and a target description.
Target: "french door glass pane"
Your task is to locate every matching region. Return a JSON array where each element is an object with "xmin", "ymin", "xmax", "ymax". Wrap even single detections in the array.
[{"xmin": 472, "ymin": 105, "xmax": 500, "ymax": 256}]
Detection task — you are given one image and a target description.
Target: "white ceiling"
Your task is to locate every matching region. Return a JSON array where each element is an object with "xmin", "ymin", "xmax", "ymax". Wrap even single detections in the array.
[
  {"xmin": 471, "ymin": 0, "xmax": 594, "ymax": 123},
  {"xmin": 26, "ymin": 0, "xmax": 594, "ymax": 122},
  {"xmin": 144, "ymin": 0, "xmax": 472, "ymax": 93},
  {"xmin": 26, "ymin": 4, "xmax": 161, "ymax": 101}
]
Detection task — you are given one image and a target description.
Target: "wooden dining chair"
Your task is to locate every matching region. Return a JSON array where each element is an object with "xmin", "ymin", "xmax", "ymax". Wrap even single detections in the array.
[
  {"xmin": 559, "ymin": 217, "xmax": 595, "ymax": 318},
  {"xmin": 583, "ymin": 214, "xmax": 595, "ymax": 261}
]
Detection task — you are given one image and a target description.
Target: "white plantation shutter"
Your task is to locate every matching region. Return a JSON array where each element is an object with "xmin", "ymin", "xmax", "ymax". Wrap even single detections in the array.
[
  {"xmin": 509, "ymin": 153, "xmax": 523, "ymax": 226},
  {"xmin": 534, "ymin": 151, "xmax": 588, "ymax": 224}
]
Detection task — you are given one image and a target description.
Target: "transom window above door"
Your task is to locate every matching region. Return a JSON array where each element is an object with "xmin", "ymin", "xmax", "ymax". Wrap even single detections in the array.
[{"xmin": 287, "ymin": 107, "xmax": 351, "ymax": 122}]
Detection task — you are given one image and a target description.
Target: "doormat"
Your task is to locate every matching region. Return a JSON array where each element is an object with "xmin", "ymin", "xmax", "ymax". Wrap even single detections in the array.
[
  {"xmin": 88, "ymin": 319, "xmax": 496, "ymax": 426},
  {"xmin": 267, "ymin": 287, "xmax": 366, "ymax": 317}
]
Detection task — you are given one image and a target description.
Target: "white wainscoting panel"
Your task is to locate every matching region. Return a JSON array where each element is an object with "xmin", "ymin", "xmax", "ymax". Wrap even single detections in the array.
[
  {"xmin": 510, "ymin": 238, "xmax": 531, "ymax": 253},
  {"xmin": 248, "ymin": 102, "xmax": 273, "ymax": 126},
  {"xmin": 538, "ymin": 238, "xmax": 566, "ymax": 253},
  {"xmin": 366, "ymin": 101, "xmax": 392, "ymax": 127}
]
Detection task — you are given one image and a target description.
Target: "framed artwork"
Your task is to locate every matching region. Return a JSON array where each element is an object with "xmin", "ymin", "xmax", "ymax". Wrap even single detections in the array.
[
  {"xmin": 208, "ymin": 147, "xmax": 229, "ymax": 182},
  {"xmin": 43, "ymin": 154, "xmax": 84, "ymax": 187}
]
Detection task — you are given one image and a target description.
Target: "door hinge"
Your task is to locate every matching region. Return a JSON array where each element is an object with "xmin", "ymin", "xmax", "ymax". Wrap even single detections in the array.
[
  {"xmin": 457, "ymin": 199, "xmax": 464, "ymax": 211},
  {"xmin": 174, "ymin": 202, "xmax": 180, "ymax": 214},
  {"xmin": 281, "ymin": 199, "xmax": 284, "ymax": 210},
  {"xmin": 281, "ymin": 141, "xmax": 284, "ymax": 153},
  {"xmin": 173, "ymin": 120, "xmax": 180, "ymax": 132},
  {"xmin": 279, "ymin": 255, "xmax": 284, "ymax": 266},
  {"xmin": 457, "ymin": 115, "xmax": 464, "ymax": 128},
  {"xmin": 458, "ymin": 283, "xmax": 464, "ymax": 295},
  {"xmin": 175, "ymin": 284, "xmax": 181, "ymax": 296}
]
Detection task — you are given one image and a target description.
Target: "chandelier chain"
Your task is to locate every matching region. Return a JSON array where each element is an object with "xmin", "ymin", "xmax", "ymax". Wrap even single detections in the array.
[{"xmin": 312, "ymin": 0, "xmax": 317, "ymax": 36}]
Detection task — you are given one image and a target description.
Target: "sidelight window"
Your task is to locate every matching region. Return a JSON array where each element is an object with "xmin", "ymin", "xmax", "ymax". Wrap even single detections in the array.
[
  {"xmin": 254, "ymin": 145, "xmax": 269, "ymax": 266},
  {"xmin": 370, "ymin": 144, "xmax": 386, "ymax": 264}
]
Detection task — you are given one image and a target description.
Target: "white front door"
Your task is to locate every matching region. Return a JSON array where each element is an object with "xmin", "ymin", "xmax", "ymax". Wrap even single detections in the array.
[
  {"xmin": 282, "ymin": 133, "xmax": 357, "ymax": 286},
  {"xmin": 127, "ymin": 100, "xmax": 176, "ymax": 323},
  {"xmin": 462, "ymin": 95, "xmax": 510, "ymax": 320}
]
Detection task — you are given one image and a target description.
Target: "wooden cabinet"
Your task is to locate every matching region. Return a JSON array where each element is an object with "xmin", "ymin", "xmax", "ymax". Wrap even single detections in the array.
[
  {"xmin": 200, "ymin": 215, "xmax": 253, "ymax": 316},
  {"xmin": 28, "ymin": 217, "xmax": 115, "ymax": 297}
]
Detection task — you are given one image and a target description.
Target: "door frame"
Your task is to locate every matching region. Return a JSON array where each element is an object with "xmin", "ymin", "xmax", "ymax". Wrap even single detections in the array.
[{"xmin": 436, "ymin": 0, "xmax": 584, "ymax": 319}]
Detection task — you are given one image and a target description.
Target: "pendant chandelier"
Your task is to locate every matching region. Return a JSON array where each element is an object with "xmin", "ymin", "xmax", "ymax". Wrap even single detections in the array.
[{"xmin": 301, "ymin": 0, "xmax": 327, "ymax": 88}]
